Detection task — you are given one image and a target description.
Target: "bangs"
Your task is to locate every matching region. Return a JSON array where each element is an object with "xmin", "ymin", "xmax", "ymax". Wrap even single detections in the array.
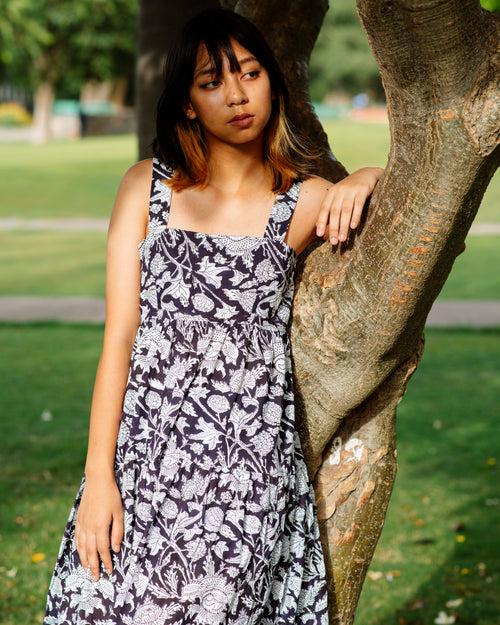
[{"xmin": 195, "ymin": 35, "xmax": 245, "ymax": 79}]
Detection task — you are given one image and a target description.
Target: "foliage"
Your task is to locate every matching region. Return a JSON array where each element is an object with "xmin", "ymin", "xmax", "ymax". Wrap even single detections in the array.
[
  {"xmin": 0, "ymin": 0, "xmax": 138, "ymax": 96},
  {"xmin": 0, "ymin": 101, "xmax": 32, "ymax": 126},
  {"xmin": 480, "ymin": 0, "xmax": 500, "ymax": 11},
  {"xmin": 310, "ymin": 0, "xmax": 383, "ymax": 101},
  {"xmin": 1, "ymin": 1, "xmax": 497, "ymax": 102}
]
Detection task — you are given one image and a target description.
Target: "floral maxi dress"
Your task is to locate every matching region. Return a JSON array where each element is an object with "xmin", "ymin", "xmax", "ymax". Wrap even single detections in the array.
[{"xmin": 44, "ymin": 157, "xmax": 329, "ymax": 625}]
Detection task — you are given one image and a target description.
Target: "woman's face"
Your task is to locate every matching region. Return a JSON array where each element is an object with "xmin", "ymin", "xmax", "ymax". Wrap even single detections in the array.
[{"xmin": 184, "ymin": 38, "xmax": 274, "ymax": 147}]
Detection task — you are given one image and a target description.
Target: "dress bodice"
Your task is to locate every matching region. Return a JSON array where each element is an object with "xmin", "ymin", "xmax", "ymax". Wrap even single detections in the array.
[{"xmin": 137, "ymin": 157, "xmax": 302, "ymax": 333}]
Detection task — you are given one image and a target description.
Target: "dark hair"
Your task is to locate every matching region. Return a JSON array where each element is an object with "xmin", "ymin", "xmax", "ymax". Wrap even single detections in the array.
[{"xmin": 150, "ymin": 7, "xmax": 321, "ymax": 192}]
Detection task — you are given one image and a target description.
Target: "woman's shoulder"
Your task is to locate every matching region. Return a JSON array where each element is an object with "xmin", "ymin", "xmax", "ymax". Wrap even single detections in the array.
[
  {"xmin": 122, "ymin": 158, "xmax": 154, "ymax": 182},
  {"xmin": 111, "ymin": 159, "xmax": 155, "ymax": 213}
]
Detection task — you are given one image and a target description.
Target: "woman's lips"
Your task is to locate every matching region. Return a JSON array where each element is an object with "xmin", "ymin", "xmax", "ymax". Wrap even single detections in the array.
[{"xmin": 228, "ymin": 115, "xmax": 255, "ymax": 127}]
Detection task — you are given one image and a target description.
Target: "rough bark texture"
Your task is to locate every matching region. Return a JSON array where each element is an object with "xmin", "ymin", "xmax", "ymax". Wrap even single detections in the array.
[
  {"xmin": 137, "ymin": 0, "xmax": 220, "ymax": 159},
  {"xmin": 290, "ymin": 1, "xmax": 499, "ymax": 623},
  {"xmin": 137, "ymin": 1, "xmax": 499, "ymax": 622}
]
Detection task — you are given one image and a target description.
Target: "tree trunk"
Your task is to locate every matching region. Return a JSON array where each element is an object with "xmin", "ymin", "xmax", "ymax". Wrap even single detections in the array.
[
  {"xmin": 137, "ymin": 0, "xmax": 220, "ymax": 160},
  {"xmin": 31, "ymin": 80, "xmax": 55, "ymax": 144},
  {"xmin": 226, "ymin": 1, "xmax": 499, "ymax": 623},
  {"xmin": 110, "ymin": 77, "xmax": 129, "ymax": 110},
  {"xmin": 138, "ymin": 1, "xmax": 499, "ymax": 622}
]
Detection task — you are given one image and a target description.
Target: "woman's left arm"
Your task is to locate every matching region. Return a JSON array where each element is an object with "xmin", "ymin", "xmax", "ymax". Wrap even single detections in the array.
[{"xmin": 316, "ymin": 166, "xmax": 385, "ymax": 245}]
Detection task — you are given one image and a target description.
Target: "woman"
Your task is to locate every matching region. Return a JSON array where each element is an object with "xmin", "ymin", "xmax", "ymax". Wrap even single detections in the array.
[{"xmin": 44, "ymin": 7, "xmax": 383, "ymax": 624}]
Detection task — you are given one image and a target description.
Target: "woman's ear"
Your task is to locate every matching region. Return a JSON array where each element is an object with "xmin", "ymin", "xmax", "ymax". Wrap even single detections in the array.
[{"xmin": 183, "ymin": 100, "xmax": 196, "ymax": 120}]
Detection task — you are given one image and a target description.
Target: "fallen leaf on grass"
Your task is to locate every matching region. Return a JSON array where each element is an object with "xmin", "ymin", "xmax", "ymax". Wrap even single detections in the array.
[
  {"xmin": 434, "ymin": 610, "xmax": 456, "ymax": 624},
  {"xmin": 407, "ymin": 598, "xmax": 425, "ymax": 610},
  {"xmin": 31, "ymin": 552, "xmax": 46, "ymax": 563},
  {"xmin": 40, "ymin": 409, "xmax": 53, "ymax": 422},
  {"xmin": 445, "ymin": 598, "xmax": 463, "ymax": 608},
  {"xmin": 367, "ymin": 569, "xmax": 401, "ymax": 581}
]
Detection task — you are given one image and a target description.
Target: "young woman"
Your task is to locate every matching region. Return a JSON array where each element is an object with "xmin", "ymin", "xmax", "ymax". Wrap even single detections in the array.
[{"xmin": 44, "ymin": 8, "xmax": 383, "ymax": 624}]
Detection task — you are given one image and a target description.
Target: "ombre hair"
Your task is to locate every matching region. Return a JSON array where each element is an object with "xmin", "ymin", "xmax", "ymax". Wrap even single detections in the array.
[{"xmin": 150, "ymin": 7, "xmax": 321, "ymax": 193}]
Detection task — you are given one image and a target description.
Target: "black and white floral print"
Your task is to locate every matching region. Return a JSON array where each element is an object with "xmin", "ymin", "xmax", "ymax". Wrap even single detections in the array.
[{"xmin": 44, "ymin": 157, "xmax": 329, "ymax": 624}]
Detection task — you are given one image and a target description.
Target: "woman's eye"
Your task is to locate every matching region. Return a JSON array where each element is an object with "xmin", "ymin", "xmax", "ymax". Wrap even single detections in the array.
[
  {"xmin": 201, "ymin": 70, "xmax": 260, "ymax": 89},
  {"xmin": 201, "ymin": 79, "xmax": 220, "ymax": 89}
]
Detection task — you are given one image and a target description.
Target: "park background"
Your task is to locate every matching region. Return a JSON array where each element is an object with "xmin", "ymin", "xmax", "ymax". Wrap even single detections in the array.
[{"xmin": 0, "ymin": 1, "xmax": 498, "ymax": 624}]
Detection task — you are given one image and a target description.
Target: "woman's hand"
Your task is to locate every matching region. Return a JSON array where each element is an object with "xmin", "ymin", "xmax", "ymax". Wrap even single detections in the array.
[
  {"xmin": 316, "ymin": 166, "xmax": 384, "ymax": 245},
  {"xmin": 75, "ymin": 472, "xmax": 124, "ymax": 582}
]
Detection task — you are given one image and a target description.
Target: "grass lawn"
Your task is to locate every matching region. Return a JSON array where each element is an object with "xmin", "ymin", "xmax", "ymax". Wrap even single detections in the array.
[
  {"xmin": 0, "ymin": 229, "xmax": 498, "ymax": 300},
  {"xmin": 0, "ymin": 135, "xmax": 135, "ymax": 218},
  {"xmin": 0, "ymin": 323, "xmax": 498, "ymax": 624},
  {"xmin": 0, "ymin": 230, "xmax": 107, "ymax": 296}
]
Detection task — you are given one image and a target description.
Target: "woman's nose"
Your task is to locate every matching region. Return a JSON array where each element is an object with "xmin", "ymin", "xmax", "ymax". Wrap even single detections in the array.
[{"xmin": 225, "ymin": 80, "xmax": 248, "ymax": 104}]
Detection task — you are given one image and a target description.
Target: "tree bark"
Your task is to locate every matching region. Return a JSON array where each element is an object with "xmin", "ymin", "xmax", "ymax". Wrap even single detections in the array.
[
  {"xmin": 31, "ymin": 80, "xmax": 55, "ymax": 145},
  {"xmin": 137, "ymin": 0, "xmax": 220, "ymax": 160},
  {"xmin": 138, "ymin": 1, "xmax": 499, "ymax": 622},
  {"xmin": 289, "ymin": 1, "xmax": 498, "ymax": 622}
]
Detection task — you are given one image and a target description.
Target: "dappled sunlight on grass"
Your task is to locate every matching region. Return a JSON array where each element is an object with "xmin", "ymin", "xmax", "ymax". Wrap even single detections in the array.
[{"xmin": 0, "ymin": 324, "xmax": 498, "ymax": 623}]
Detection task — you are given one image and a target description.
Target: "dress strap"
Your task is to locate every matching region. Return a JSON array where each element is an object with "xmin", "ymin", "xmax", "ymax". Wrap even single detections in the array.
[
  {"xmin": 263, "ymin": 177, "xmax": 304, "ymax": 246},
  {"xmin": 147, "ymin": 157, "xmax": 174, "ymax": 234}
]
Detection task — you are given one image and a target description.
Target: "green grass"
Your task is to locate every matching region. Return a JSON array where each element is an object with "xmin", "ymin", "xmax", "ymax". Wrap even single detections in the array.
[
  {"xmin": 0, "ymin": 230, "xmax": 107, "ymax": 296},
  {"xmin": 0, "ymin": 229, "xmax": 498, "ymax": 300},
  {"xmin": 0, "ymin": 134, "xmax": 136, "ymax": 218},
  {"xmin": 0, "ymin": 324, "xmax": 498, "ymax": 623},
  {"xmin": 438, "ymin": 235, "xmax": 500, "ymax": 300},
  {"xmin": 355, "ymin": 327, "xmax": 500, "ymax": 625}
]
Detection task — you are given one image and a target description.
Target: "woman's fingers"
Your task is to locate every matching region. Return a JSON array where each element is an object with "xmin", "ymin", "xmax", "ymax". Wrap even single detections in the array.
[
  {"xmin": 316, "ymin": 202, "xmax": 330, "ymax": 238},
  {"xmin": 327, "ymin": 195, "xmax": 344, "ymax": 244},
  {"xmin": 316, "ymin": 189, "xmax": 368, "ymax": 245},
  {"xmin": 75, "ymin": 522, "xmax": 87, "ymax": 569},
  {"xmin": 86, "ymin": 532, "xmax": 100, "ymax": 582},
  {"xmin": 317, "ymin": 187, "xmax": 358, "ymax": 246},
  {"xmin": 97, "ymin": 528, "xmax": 113, "ymax": 576},
  {"xmin": 110, "ymin": 507, "xmax": 124, "ymax": 555},
  {"xmin": 337, "ymin": 195, "xmax": 356, "ymax": 242},
  {"xmin": 73, "ymin": 479, "xmax": 123, "ymax": 582},
  {"xmin": 350, "ymin": 194, "xmax": 365, "ymax": 229},
  {"xmin": 316, "ymin": 174, "xmax": 377, "ymax": 246}
]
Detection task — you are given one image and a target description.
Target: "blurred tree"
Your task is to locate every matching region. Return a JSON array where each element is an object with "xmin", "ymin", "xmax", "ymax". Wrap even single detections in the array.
[
  {"xmin": 310, "ymin": 0, "xmax": 383, "ymax": 101},
  {"xmin": 0, "ymin": 0, "xmax": 138, "ymax": 142},
  {"xmin": 136, "ymin": 1, "xmax": 219, "ymax": 160}
]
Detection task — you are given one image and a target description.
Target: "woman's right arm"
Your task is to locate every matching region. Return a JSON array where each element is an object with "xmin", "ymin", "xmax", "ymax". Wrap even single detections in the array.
[{"xmin": 75, "ymin": 158, "xmax": 153, "ymax": 582}]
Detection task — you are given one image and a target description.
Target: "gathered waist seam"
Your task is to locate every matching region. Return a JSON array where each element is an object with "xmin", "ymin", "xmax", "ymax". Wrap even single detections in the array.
[{"xmin": 142, "ymin": 309, "xmax": 289, "ymax": 335}]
